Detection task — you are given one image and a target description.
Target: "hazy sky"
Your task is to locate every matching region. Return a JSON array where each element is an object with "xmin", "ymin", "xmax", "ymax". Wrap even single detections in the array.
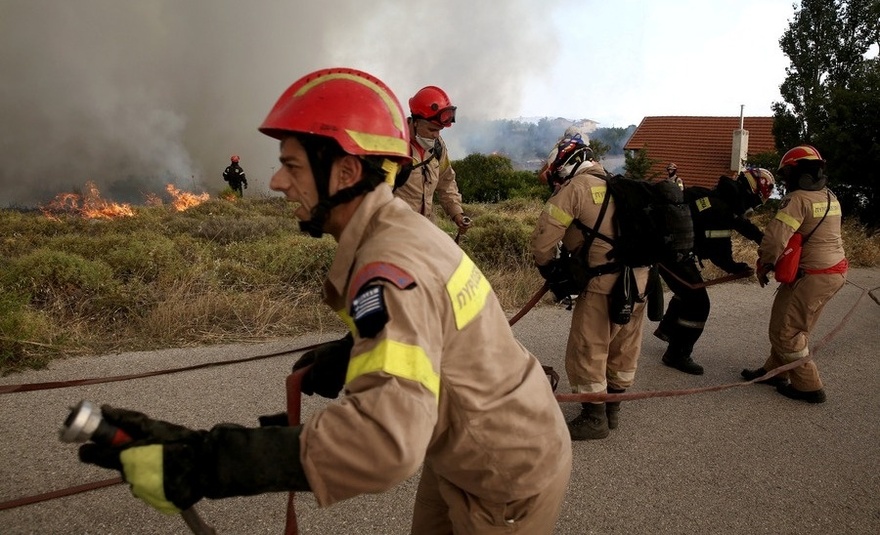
[{"xmin": 0, "ymin": 0, "xmax": 797, "ymax": 204}]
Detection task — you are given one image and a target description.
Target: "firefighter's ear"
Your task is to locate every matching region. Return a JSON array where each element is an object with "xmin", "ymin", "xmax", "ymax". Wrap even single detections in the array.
[{"xmin": 333, "ymin": 154, "xmax": 364, "ymax": 189}]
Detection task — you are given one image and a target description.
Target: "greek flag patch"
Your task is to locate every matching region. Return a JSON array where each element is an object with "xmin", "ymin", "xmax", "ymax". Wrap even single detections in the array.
[{"xmin": 351, "ymin": 285, "xmax": 388, "ymax": 338}]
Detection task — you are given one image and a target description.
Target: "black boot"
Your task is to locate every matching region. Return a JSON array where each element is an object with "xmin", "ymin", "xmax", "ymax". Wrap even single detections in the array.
[
  {"xmin": 776, "ymin": 383, "xmax": 826, "ymax": 404},
  {"xmin": 661, "ymin": 348, "xmax": 704, "ymax": 375},
  {"xmin": 606, "ymin": 388, "xmax": 625, "ymax": 430},
  {"xmin": 740, "ymin": 367, "xmax": 789, "ymax": 387},
  {"xmin": 567, "ymin": 403, "xmax": 609, "ymax": 440}
]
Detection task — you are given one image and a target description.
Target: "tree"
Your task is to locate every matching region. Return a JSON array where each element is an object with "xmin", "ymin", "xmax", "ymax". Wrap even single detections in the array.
[
  {"xmin": 623, "ymin": 147, "xmax": 660, "ymax": 180},
  {"xmin": 454, "ymin": 153, "xmax": 536, "ymax": 203},
  {"xmin": 772, "ymin": 0, "xmax": 880, "ymax": 227}
]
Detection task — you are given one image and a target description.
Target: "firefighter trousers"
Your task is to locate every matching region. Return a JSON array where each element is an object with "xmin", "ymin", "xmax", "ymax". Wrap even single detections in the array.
[
  {"xmin": 409, "ymin": 453, "xmax": 572, "ymax": 535},
  {"xmin": 762, "ymin": 272, "xmax": 846, "ymax": 391},
  {"xmin": 658, "ymin": 259, "xmax": 710, "ymax": 358}
]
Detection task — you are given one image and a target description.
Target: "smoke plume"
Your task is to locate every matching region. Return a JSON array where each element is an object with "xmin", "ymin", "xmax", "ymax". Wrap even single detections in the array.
[{"xmin": 0, "ymin": 0, "xmax": 561, "ymax": 206}]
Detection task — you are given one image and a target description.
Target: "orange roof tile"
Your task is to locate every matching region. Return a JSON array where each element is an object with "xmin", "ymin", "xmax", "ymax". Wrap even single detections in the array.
[{"xmin": 623, "ymin": 116, "xmax": 776, "ymax": 189}]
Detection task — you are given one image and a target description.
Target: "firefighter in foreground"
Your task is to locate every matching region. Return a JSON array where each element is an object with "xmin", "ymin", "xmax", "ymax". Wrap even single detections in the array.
[
  {"xmin": 531, "ymin": 134, "xmax": 649, "ymax": 440},
  {"xmin": 654, "ymin": 168, "xmax": 774, "ymax": 375},
  {"xmin": 743, "ymin": 145, "xmax": 847, "ymax": 403},
  {"xmin": 393, "ymin": 85, "xmax": 472, "ymax": 234},
  {"xmin": 78, "ymin": 68, "xmax": 571, "ymax": 534},
  {"xmin": 222, "ymin": 154, "xmax": 248, "ymax": 196}
]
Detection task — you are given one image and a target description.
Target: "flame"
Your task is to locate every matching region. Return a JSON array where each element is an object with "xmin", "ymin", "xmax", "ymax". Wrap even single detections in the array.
[
  {"xmin": 166, "ymin": 184, "xmax": 209, "ymax": 211},
  {"xmin": 41, "ymin": 182, "xmax": 210, "ymax": 219},
  {"xmin": 41, "ymin": 181, "xmax": 135, "ymax": 220}
]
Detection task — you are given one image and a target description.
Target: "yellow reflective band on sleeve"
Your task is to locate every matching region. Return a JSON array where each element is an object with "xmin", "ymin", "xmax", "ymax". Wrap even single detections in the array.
[
  {"xmin": 591, "ymin": 185, "xmax": 607, "ymax": 205},
  {"xmin": 695, "ymin": 197, "xmax": 712, "ymax": 212},
  {"xmin": 446, "ymin": 253, "xmax": 491, "ymax": 330},
  {"xmin": 120, "ymin": 445, "xmax": 181, "ymax": 515},
  {"xmin": 813, "ymin": 201, "xmax": 842, "ymax": 217},
  {"xmin": 336, "ymin": 309, "xmax": 356, "ymax": 334},
  {"xmin": 775, "ymin": 211, "xmax": 802, "ymax": 231},
  {"xmin": 544, "ymin": 202, "xmax": 573, "ymax": 227},
  {"xmin": 346, "ymin": 130, "xmax": 409, "ymax": 159},
  {"xmin": 346, "ymin": 338, "xmax": 440, "ymax": 400},
  {"xmin": 705, "ymin": 229, "xmax": 732, "ymax": 238}
]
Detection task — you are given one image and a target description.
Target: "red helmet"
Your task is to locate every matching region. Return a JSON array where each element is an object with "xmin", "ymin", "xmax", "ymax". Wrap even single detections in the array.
[
  {"xmin": 741, "ymin": 167, "xmax": 775, "ymax": 203},
  {"xmin": 778, "ymin": 145, "xmax": 824, "ymax": 172},
  {"xmin": 230, "ymin": 155, "xmax": 240, "ymax": 163},
  {"xmin": 259, "ymin": 67, "xmax": 410, "ymax": 164},
  {"xmin": 409, "ymin": 86, "xmax": 456, "ymax": 127}
]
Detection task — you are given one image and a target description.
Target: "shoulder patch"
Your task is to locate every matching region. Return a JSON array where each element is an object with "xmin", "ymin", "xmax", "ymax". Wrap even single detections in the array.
[
  {"xmin": 351, "ymin": 285, "xmax": 388, "ymax": 339},
  {"xmin": 349, "ymin": 262, "xmax": 416, "ymax": 302}
]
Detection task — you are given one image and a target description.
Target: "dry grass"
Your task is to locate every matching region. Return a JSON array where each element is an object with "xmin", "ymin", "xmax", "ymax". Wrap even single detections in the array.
[{"xmin": 1, "ymin": 197, "xmax": 876, "ymax": 374}]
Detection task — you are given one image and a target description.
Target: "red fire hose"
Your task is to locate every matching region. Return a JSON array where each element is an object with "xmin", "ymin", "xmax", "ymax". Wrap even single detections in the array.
[{"xmin": 284, "ymin": 366, "xmax": 310, "ymax": 535}]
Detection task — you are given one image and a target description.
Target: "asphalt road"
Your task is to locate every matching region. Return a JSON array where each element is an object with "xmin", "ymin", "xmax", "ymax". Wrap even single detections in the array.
[{"xmin": 1, "ymin": 268, "xmax": 878, "ymax": 535}]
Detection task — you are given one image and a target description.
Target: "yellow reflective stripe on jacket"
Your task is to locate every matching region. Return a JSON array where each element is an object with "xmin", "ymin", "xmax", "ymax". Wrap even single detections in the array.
[
  {"xmin": 545, "ymin": 202, "xmax": 573, "ymax": 226},
  {"xmin": 446, "ymin": 253, "xmax": 491, "ymax": 330},
  {"xmin": 591, "ymin": 185, "xmax": 607, "ymax": 205},
  {"xmin": 695, "ymin": 197, "xmax": 712, "ymax": 212},
  {"xmin": 705, "ymin": 229, "xmax": 732, "ymax": 238},
  {"xmin": 346, "ymin": 338, "xmax": 440, "ymax": 400},
  {"xmin": 812, "ymin": 200, "xmax": 842, "ymax": 217},
  {"xmin": 120, "ymin": 445, "xmax": 181, "ymax": 515},
  {"xmin": 336, "ymin": 309, "xmax": 356, "ymax": 334},
  {"xmin": 775, "ymin": 210, "xmax": 801, "ymax": 231}
]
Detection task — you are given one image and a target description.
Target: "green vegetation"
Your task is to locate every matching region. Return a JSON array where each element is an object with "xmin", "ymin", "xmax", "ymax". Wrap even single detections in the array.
[
  {"xmin": 2, "ymin": 176, "xmax": 878, "ymax": 375},
  {"xmin": 772, "ymin": 0, "xmax": 880, "ymax": 227}
]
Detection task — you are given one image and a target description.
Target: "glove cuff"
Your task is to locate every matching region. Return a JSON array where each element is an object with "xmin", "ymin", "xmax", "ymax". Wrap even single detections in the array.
[{"xmin": 202, "ymin": 425, "xmax": 311, "ymax": 499}]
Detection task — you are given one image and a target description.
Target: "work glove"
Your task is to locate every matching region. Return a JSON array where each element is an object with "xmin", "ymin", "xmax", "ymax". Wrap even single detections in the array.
[
  {"xmin": 292, "ymin": 333, "xmax": 354, "ymax": 398},
  {"xmin": 78, "ymin": 405, "xmax": 310, "ymax": 515},
  {"xmin": 537, "ymin": 260, "xmax": 575, "ymax": 302},
  {"xmin": 756, "ymin": 262, "xmax": 773, "ymax": 288}
]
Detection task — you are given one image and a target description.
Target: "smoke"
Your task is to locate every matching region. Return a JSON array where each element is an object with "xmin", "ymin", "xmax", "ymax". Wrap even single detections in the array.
[{"xmin": 0, "ymin": 0, "xmax": 561, "ymax": 206}]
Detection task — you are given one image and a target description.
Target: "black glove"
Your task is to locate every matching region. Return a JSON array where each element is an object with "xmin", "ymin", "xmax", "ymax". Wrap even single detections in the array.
[
  {"xmin": 293, "ymin": 333, "xmax": 354, "ymax": 398},
  {"xmin": 537, "ymin": 260, "xmax": 575, "ymax": 302},
  {"xmin": 78, "ymin": 405, "xmax": 309, "ymax": 514}
]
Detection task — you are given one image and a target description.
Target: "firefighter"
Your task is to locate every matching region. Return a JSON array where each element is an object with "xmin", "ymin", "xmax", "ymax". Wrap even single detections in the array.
[
  {"xmin": 78, "ymin": 68, "xmax": 571, "ymax": 534},
  {"xmin": 222, "ymin": 154, "xmax": 248, "ymax": 196},
  {"xmin": 666, "ymin": 162, "xmax": 684, "ymax": 190},
  {"xmin": 394, "ymin": 85, "xmax": 472, "ymax": 234},
  {"xmin": 743, "ymin": 145, "xmax": 847, "ymax": 403},
  {"xmin": 655, "ymin": 168, "xmax": 774, "ymax": 375},
  {"xmin": 531, "ymin": 135, "xmax": 649, "ymax": 440}
]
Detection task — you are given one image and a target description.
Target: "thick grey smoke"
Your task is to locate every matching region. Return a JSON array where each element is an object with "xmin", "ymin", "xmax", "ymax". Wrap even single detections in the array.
[{"xmin": 0, "ymin": 0, "xmax": 561, "ymax": 206}]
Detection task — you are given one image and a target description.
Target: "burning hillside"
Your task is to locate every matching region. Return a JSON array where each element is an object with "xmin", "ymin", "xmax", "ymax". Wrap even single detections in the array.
[{"xmin": 41, "ymin": 181, "xmax": 210, "ymax": 220}]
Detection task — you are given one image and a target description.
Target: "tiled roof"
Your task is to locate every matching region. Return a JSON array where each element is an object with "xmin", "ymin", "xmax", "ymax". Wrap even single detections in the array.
[{"xmin": 623, "ymin": 116, "xmax": 776, "ymax": 189}]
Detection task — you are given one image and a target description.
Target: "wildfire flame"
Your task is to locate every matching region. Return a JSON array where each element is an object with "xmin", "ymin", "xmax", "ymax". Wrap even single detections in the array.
[
  {"xmin": 41, "ymin": 181, "xmax": 135, "ymax": 220},
  {"xmin": 41, "ymin": 181, "xmax": 210, "ymax": 219},
  {"xmin": 166, "ymin": 184, "xmax": 210, "ymax": 212}
]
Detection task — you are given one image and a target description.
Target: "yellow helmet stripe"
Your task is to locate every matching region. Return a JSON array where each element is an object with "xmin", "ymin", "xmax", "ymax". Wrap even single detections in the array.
[
  {"xmin": 295, "ymin": 72, "xmax": 404, "ymax": 131},
  {"xmin": 346, "ymin": 129, "xmax": 409, "ymax": 157}
]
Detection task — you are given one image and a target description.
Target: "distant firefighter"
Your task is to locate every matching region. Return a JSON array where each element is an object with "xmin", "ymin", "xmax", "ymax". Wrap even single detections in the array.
[{"xmin": 223, "ymin": 155, "xmax": 248, "ymax": 196}]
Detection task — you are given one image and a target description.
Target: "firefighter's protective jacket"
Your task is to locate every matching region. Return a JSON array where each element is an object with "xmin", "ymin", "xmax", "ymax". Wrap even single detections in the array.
[
  {"xmin": 394, "ymin": 135, "xmax": 464, "ymax": 222},
  {"xmin": 531, "ymin": 163, "xmax": 648, "ymax": 294},
  {"xmin": 758, "ymin": 188, "xmax": 845, "ymax": 270},
  {"xmin": 686, "ymin": 177, "xmax": 764, "ymax": 273},
  {"xmin": 300, "ymin": 185, "xmax": 570, "ymax": 507}
]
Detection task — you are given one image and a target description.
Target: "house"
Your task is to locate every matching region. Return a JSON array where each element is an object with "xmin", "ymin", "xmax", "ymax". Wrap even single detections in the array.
[{"xmin": 623, "ymin": 116, "xmax": 776, "ymax": 189}]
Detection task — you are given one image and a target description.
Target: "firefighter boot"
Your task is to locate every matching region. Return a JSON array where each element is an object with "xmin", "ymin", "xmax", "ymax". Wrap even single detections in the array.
[
  {"xmin": 567, "ymin": 403, "xmax": 609, "ymax": 440},
  {"xmin": 740, "ymin": 367, "xmax": 789, "ymax": 387},
  {"xmin": 606, "ymin": 388, "xmax": 625, "ymax": 430},
  {"xmin": 661, "ymin": 347, "xmax": 704, "ymax": 375}
]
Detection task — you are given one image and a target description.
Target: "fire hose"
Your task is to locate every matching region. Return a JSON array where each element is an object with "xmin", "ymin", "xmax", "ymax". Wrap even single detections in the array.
[{"xmin": 0, "ymin": 271, "xmax": 873, "ymax": 527}]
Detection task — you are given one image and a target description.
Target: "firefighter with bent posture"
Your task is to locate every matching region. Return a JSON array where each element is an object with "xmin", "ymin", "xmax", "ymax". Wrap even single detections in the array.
[
  {"xmin": 743, "ymin": 145, "xmax": 847, "ymax": 403},
  {"xmin": 531, "ymin": 135, "xmax": 649, "ymax": 440},
  {"xmin": 77, "ymin": 68, "xmax": 571, "ymax": 534},
  {"xmin": 394, "ymin": 85, "xmax": 472, "ymax": 234},
  {"xmin": 655, "ymin": 168, "xmax": 774, "ymax": 375}
]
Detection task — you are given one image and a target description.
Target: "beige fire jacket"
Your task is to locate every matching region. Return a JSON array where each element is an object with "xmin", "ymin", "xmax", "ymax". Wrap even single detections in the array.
[
  {"xmin": 393, "ymin": 136, "xmax": 464, "ymax": 222},
  {"xmin": 531, "ymin": 163, "xmax": 648, "ymax": 295},
  {"xmin": 300, "ymin": 185, "xmax": 570, "ymax": 507},
  {"xmin": 758, "ymin": 188, "xmax": 845, "ymax": 270}
]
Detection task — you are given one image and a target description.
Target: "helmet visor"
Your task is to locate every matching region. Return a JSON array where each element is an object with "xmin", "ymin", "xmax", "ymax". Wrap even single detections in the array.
[{"xmin": 424, "ymin": 106, "xmax": 457, "ymax": 127}]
